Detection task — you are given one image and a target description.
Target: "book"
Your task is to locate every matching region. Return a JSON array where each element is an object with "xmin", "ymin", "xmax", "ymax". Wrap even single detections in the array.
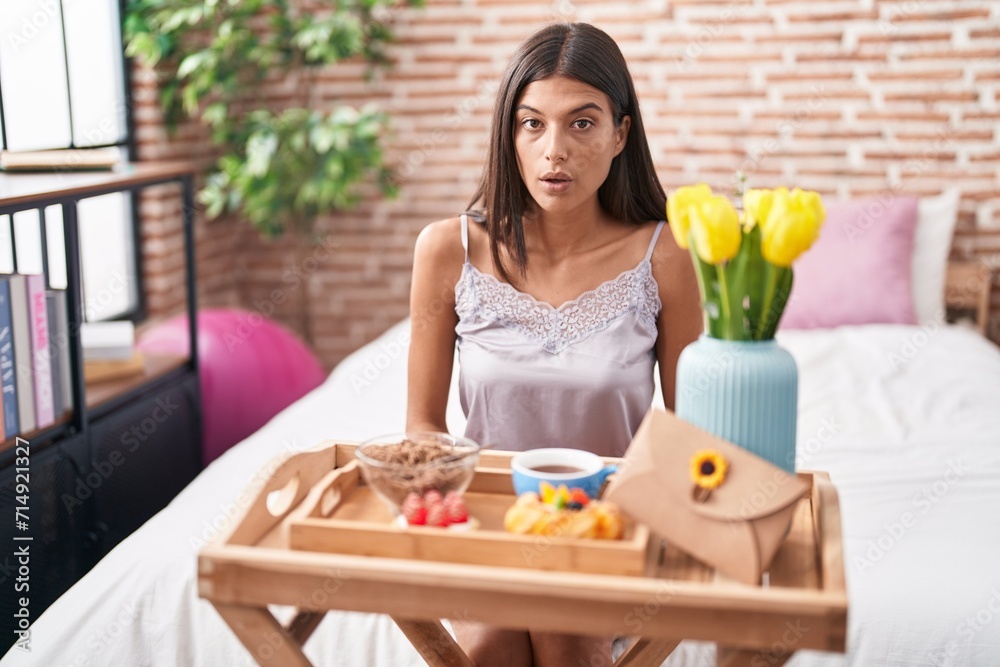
[
  {"xmin": 25, "ymin": 274, "xmax": 54, "ymax": 429},
  {"xmin": 0, "ymin": 277, "xmax": 17, "ymax": 438},
  {"xmin": 7, "ymin": 275, "xmax": 35, "ymax": 434},
  {"xmin": 84, "ymin": 350, "xmax": 145, "ymax": 384},
  {"xmin": 47, "ymin": 290, "xmax": 73, "ymax": 416},
  {"xmin": 46, "ymin": 292, "xmax": 69, "ymax": 420},
  {"xmin": 0, "ymin": 148, "xmax": 120, "ymax": 172},
  {"xmin": 81, "ymin": 320, "xmax": 135, "ymax": 360}
]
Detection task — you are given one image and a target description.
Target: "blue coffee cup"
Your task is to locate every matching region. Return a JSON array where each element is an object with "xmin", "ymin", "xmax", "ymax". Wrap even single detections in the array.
[{"xmin": 510, "ymin": 448, "xmax": 618, "ymax": 499}]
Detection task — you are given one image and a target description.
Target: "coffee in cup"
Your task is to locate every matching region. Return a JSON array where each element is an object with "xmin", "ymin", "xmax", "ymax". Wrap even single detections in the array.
[{"xmin": 511, "ymin": 448, "xmax": 617, "ymax": 499}]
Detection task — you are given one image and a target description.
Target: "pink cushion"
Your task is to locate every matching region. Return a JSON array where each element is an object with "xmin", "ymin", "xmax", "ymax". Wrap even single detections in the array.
[
  {"xmin": 138, "ymin": 308, "xmax": 326, "ymax": 465},
  {"xmin": 780, "ymin": 195, "xmax": 919, "ymax": 329}
]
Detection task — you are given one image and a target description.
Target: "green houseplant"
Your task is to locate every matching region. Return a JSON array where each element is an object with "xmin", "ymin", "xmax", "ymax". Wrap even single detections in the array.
[{"xmin": 124, "ymin": 0, "xmax": 422, "ymax": 338}]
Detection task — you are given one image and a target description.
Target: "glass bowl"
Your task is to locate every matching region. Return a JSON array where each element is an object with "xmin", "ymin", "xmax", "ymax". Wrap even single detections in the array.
[{"xmin": 354, "ymin": 432, "xmax": 481, "ymax": 515}]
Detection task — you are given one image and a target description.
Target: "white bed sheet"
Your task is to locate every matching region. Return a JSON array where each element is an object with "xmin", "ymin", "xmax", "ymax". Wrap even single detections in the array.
[{"xmin": 4, "ymin": 321, "xmax": 1000, "ymax": 666}]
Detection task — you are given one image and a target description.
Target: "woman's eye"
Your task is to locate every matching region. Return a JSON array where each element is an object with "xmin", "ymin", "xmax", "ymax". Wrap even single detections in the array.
[
  {"xmin": 573, "ymin": 119, "xmax": 593, "ymax": 129},
  {"xmin": 522, "ymin": 118, "xmax": 541, "ymax": 129}
]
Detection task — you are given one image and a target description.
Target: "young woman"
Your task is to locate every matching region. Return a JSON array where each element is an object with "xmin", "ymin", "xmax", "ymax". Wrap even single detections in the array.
[{"xmin": 406, "ymin": 22, "xmax": 701, "ymax": 666}]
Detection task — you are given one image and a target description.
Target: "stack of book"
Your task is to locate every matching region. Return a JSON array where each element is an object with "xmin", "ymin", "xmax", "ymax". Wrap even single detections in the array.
[
  {"xmin": 0, "ymin": 274, "xmax": 74, "ymax": 439},
  {"xmin": 81, "ymin": 321, "xmax": 145, "ymax": 384}
]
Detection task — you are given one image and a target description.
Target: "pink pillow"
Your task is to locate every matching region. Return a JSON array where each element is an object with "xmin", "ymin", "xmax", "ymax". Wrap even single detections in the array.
[{"xmin": 780, "ymin": 195, "xmax": 919, "ymax": 329}]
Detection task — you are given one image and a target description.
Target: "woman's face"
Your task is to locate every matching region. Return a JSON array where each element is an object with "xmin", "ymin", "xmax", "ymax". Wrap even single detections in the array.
[{"xmin": 513, "ymin": 75, "xmax": 630, "ymax": 217}]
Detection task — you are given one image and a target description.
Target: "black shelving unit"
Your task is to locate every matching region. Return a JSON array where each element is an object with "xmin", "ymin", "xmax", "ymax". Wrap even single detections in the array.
[{"xmin": 0, "ymin": 162, "xmax": 202, "ymax": 654}]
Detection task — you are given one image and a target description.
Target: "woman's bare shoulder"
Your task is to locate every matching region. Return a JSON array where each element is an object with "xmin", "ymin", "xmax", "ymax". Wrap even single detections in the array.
[
  {"xmin": 649, "ymin": 221, "xmax": 694, "ymax": 289},
  {"xmin": 415, "ymin": 217, "xmax": 468, "ymax": 264},
  {"xmin": 413, "ymin": 217, "xmax": 468, "ymax": 291}
]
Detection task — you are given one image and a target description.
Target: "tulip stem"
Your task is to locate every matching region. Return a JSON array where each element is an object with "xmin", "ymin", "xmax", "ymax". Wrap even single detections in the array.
[
  {"xmin": 756, "ymin": 263, "xmax": 779, "ymax": 340},
  {"xmin": 716, "ymin": 264, "xmax": 733, "ymax": 339},
  {"xmin": 688, "ymin": 238, "xmax": 721, "ymax": 337}
]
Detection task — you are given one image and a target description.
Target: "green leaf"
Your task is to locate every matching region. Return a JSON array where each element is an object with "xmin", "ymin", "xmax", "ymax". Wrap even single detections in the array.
[
  {"xmin": 177, "ymin": 51, "xmax": 208, "ymax": 79},
  {"xmin": 741, "ymin": 225, "xmax": 765, "ymax": 337},
  {"xmin": 245, "ymin": 131, "xmax": 278, "ymax": 177},
  {"xmin": 203, "ymin": 102, "xmax": 228, "ymax": 127},
  {"xmin": 761, "ymin": 268, "xmax": 793, "ymax": 340},
  {"xmin": 688, "ymin": 241, "xmax": 723, "ymax": 338}
]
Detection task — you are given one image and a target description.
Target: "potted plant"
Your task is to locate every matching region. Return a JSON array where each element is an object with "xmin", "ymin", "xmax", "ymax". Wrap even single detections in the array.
[
  {"xmin": 124, "ymin": 0, "xmax": 422, "ymax": 341},
  {"xmin": 668, "ymin": 180, "xmax": 825, "ymax": 472}
]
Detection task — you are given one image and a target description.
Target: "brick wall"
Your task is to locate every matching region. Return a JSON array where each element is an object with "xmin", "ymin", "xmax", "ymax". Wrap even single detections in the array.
[
  {"xmin": 137, "ymin": 0, "xmax": 1000, "ymax": 367},
  {"xmin": 132, "ymin": 67, "xmax": 241, "ymax": 319}
]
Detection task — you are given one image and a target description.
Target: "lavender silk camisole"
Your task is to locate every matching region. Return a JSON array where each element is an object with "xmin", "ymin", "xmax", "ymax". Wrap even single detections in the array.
[{"xmin": 455, "ymin": 215, "xmax": 665, "ymax": 457}]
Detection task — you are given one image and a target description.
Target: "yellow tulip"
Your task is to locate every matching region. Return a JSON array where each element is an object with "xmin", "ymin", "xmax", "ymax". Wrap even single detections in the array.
[
  {"xmin": 758, "ymin": 187, "xmax": 825, "ymax": 267},
  {"xmin": 742, "ymin": 188, "xmax": 774, "ymax": 230},
  {"xmin": 690, "ymin": 195, "xmax": 742, "ymax": 265},
  {"xmin": 667, "ymin": 183, "xmax": 713, "ymax": 249}
]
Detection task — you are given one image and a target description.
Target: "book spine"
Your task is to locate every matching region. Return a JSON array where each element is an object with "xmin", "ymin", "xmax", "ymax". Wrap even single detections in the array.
[
  {"xmin": 46, "ymin": 293, "xmax": 64, "ymax": 419},
  {"xmin": 0, "ymin": 277, "xmax": 16, "ymax": 438},
  {"xmin": 51, "ymin": 291, "xmax": 73, "ymax": 413},
  {"xmin": 26, "ymin": 274, "xmax": 54, "ymax": 428},
  {"xmin": 9, "ymin": 275, "xmax": 35, "ymax": 433}
]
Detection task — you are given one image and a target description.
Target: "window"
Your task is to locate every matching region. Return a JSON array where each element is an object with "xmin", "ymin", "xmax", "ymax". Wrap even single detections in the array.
[{"xmin": 0, "ymin": 0, "xmax": 140, "ymax": 321}]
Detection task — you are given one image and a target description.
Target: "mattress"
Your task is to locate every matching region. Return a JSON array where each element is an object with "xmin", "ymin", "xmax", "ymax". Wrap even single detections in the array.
[{"xmin": 4, "ymin": 321, "xmax": 1000, "ymax": 666}]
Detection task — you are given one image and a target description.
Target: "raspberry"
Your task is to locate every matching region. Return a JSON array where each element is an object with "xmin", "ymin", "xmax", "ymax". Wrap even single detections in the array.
[
  {"xmin": 424, "ymin": 490, "xmax": 443, "ymax": 506},
  {"xmin": 426, "ymin": 503, "xmax": 449, "ymax": 527},
  {"xmin": 401, "ymin": 493, "xmax": 427, "ymax": 525},
  {"xmin": 443, "ymin": 491, "xmax": 468, "ymax": 523},
  {"xmin": 446, "ymin": 499, "xmax": 469, "ymax": 524}
]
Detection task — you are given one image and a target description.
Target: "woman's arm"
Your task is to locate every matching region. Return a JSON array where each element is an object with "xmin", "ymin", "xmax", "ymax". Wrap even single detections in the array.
[
  {"xmin": 406, "ymin": 217, "xmax": 466, "ymax": 433},
  {"xmin": 652, "ymin": 226, "xmax": 703, "ymax": 411}
]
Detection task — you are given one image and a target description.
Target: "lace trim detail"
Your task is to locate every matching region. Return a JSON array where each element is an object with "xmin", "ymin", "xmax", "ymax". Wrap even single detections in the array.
[{"xmin": 455, "ymin": 261, "xmax": 661, "ymax": 353}]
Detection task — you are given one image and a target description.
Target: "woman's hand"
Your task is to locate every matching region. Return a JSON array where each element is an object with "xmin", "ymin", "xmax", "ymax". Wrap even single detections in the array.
[{"xmin": 406, "ymin": 217, "xmax": 467, "ymax": 433}]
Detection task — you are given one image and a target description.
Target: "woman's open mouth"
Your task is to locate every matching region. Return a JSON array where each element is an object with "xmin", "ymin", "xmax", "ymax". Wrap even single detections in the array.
[{"xmin": 540, "ymin": 174, "xmax": 573, "ymax": 194}]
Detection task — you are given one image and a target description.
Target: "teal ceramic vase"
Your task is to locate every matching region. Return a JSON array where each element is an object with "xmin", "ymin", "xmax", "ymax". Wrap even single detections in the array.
[{"xmin": 675, "ymin": 335, "xmax": 798, "ymax": 472}]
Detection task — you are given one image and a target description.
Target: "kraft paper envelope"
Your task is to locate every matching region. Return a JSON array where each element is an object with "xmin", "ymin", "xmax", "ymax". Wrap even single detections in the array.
[{"xmin": 604, "ymin": 408, "xmax": 809, "ymax": 585}]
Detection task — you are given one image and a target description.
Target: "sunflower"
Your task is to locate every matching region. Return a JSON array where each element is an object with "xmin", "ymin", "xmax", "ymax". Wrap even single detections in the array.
[{"xmin": 690, "ymin": 450, "xmax": 728, "ymax": 490}]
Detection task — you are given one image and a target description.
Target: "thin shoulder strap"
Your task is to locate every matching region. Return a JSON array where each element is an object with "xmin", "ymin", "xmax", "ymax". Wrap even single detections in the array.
[
  {"xmin": 644, "ymin": 220, "xmax": 666, "ymax": 262},
  {"xmin": 460, "ymin": 214, "xmax": 470, "ymax": 262}
]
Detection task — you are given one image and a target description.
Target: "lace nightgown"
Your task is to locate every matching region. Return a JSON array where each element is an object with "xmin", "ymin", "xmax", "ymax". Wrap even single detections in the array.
[{"xmin": 455, "ymin": 215, "xmax": 664, "ymax": 457}]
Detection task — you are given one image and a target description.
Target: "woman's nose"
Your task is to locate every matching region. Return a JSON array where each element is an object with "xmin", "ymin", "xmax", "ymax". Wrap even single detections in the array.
[{"xmin": 544, "ymin": 129, "xmax": 568, "ymax": 162}]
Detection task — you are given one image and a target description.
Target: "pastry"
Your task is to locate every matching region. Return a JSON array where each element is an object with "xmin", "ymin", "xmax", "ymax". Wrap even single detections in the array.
[{"xmin": 503, "ymin": 484, "xmax": 624, "ymax": 540}]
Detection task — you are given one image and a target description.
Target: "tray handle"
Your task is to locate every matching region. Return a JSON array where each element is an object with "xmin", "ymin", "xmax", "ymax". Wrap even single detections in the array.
[{"xmin": 226, "ymin": 444, "xmax": 339, "ymax": 546}]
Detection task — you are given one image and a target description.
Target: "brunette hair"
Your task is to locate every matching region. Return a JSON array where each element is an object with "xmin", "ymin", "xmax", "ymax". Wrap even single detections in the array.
[{"xmin": 467, "ymin": 22, "xmax": 666, "ymax": 283}]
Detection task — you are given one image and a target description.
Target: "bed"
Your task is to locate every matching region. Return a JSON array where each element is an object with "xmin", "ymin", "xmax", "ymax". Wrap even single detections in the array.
[{"xmin": 3, "ymin": 308, "xmax": 999, "ymax": 666}]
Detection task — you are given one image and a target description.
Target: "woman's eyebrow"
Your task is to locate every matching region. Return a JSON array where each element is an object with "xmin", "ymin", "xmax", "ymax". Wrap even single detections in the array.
[{"xmin": 515, "ymin": 102, "xmax": 605, "ymax": 115}]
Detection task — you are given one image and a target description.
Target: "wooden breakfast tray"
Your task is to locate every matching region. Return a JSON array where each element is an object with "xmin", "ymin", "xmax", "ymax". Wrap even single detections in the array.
[
  {"xmin": 288, "ymin": 460, "xmax": 651, "ymax": 576},
  {"xmin": 199, "ymin": 441, "xmax": 848, "ymax": 667}
]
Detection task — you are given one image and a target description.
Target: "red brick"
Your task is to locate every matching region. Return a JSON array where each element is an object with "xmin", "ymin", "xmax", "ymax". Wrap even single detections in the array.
[
  {"xmin": 895, "ymin": 129, "xmax": 994, "ymax": 142},
  {"xmin": 755, "ymin": 31, "xmax": 842, "ymax": 44},
  {"xmin": 867, "ymin": 68, "xmax": 964, "ymax": 81},
  {"xmin": 858, "ymin": 31, "xmax": 951, "ymax": 44},
  {"xmin": 786, "ymin": 9, "xmax": 879, "ymax": 22},
  {"xmin": 892, "ymin": 8, "xmax": 991, "ymax": 22},
  {"xmin": 971, "ymin": 28, "xmax": 1000, "ymax": 40},
  {"xmin": 900, "ymin": 47, "xmax": 1000, "ymax": 61},
  {"xmin": 970, "ymin": 151, "xmax": 1000, "ymax": 163},
  {"xmin": 784, "ymin": 88, "xmax": 868, "ymax": 101},
  {"xmin": 856, "ymin": 110, "xmax": 951, "ymax": 122},
  {"xmin": 965, "ymin": 111, "xmax": 1000, "ymax": 121},
  {"xmin": 883, "ymin": 90, "xmax": 979, "ymax": 103},
  {"xmin": 797, "ymin": 49, "xmax": 889, "ymax": 62},
  {"xmin": 766, "ymin": 70, "xmax": 855, "ymax": 82}
]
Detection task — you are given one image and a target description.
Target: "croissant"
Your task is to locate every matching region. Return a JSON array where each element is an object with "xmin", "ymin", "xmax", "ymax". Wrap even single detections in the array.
[{"xmin": 503, "ymin": 493, "xmax": 624, "ymax": 540}]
